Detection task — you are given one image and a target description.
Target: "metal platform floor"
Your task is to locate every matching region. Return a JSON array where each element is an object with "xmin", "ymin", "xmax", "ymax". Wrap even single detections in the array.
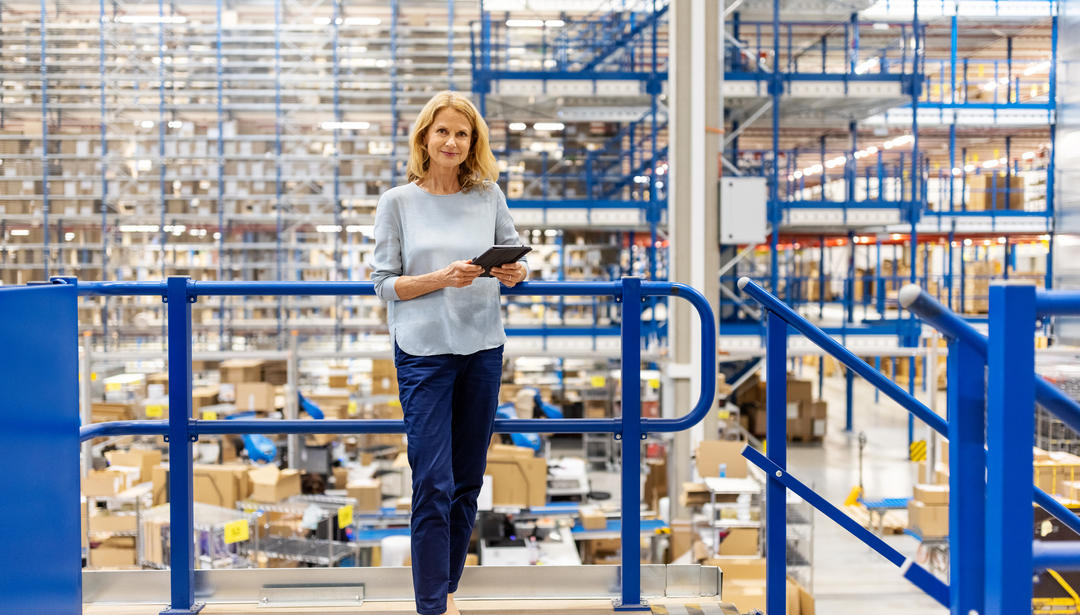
[{"xmin": 84, "ymin": 599, "xmax": 738, "ymax": 614}]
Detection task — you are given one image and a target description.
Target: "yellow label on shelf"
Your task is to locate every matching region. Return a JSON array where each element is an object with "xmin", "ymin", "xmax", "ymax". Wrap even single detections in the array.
[
  {"xmin": 90, "ymin": 372, "xmax": 97, "ymax": 381},
  {"xmin": 104, "ymin": 382, "xmax": 121, "ymax": 392},
  {"xmin": 347, "ymin": 401, "xmax": 358, "ymax": 416},
  {"xmin": 224, "ymin": 519, "xmax": 249, "ymax": 544},
  {"xmin": 590, "ymin": 376, "xmax": 606, "ymax": 388},
  {"xmin": 718, "ymin": 410, "xmax": 731, "ymax": 420},
  {"xmin": 647, "ymin": 379, "xmax": 660, "ymax": 389},
  {"xmin": 389, "ymin": 399, "xmax": 401, "ymax": 408},
  {"xmin": 146, "ymin": 405, "xmax": 164, "ymax": 418},
  {"xmin": 338, "ymin": 505, "xmax": 354, "ymax": 528},
  {"xmin": 202, "ymin": 411, "xmax": 218, "ymax": 421}
]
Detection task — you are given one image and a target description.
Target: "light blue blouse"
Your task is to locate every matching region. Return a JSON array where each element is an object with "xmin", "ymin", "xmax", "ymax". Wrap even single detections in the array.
[{"xmin": 371, "ymin": 181, "xmax": 527, "ymax": 356}]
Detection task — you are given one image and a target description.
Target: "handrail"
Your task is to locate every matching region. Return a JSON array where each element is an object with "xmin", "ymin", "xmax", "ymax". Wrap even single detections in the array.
[
  {"xmin": 737, "ymin": 277, "xmax": 947, "ymax": 435},
  {"xmin": 736, "ymin": 275, "xmax": 951, "ymax": 614},
  {"xmin": 69, "ymin": 276, "xmax": 716, "ymax": 614},
  {"xmin": 898, "ymin": 284, "xmax": 1080, "ymax": 437},
  {"xmin": 895, "ymin": 283, "xmax": 1080, "ymax": 610}
]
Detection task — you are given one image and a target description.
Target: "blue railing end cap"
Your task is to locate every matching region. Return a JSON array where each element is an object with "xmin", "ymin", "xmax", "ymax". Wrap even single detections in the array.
[
  {"xmin": 898, "ymin": 284, "xmax": 922, "ymax": 310},
  {"xmin": 737, "ymin": 276, "xmax": 751, "ymax": 291}
]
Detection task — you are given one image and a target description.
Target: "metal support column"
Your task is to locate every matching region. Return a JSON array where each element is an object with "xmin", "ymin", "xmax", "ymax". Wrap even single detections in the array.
[
  {"xmin": 215, "ymin": 0, "xmax": 226, "ymax": 349},
  {"xmin": 666, "ymin": 0, "xmax": 720, "ymax": 519},
  {"xmin": 948, "ymin": 336, "xmax": 986, "ymax": 614},
  {"xmin": 162, "ymin": 276, "xmax": 203, "ymax": 615},
  {"xmin": 39, "ymin": 0, "xmax": 50, "ymax": 279},
  {"xmin": 765, "ymin": 311, "xmax": 788, "ymax": 615},
  {"xmin": 985, "ymin": 284, "xmax": 1035, "ymax": 614},
  {"xmin": 615, "ymin": 277, "xmax": 647, "ymax": 612}
]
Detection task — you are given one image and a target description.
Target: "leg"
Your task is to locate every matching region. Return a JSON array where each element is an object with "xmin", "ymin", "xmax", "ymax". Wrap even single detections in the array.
[
  {"xmin": 447, "ymin": 345, "xmax": 504, "ymax": 593},
  {"xmin": 395, "ymin": 346, "xmax": 458, "ymax": 615}
]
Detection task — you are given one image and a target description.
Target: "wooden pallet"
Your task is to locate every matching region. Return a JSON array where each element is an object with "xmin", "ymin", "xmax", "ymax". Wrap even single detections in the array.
[{"xmin": 844, "ymin": 504, "xmax": 909, "ymax": 535}]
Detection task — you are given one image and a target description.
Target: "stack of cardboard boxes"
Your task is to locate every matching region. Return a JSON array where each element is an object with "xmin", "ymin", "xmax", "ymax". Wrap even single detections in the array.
[
  {"xmin": 735, "ymin": 373, "xmax": 827, "ymax": 444},
  {"xmin": 907, "ymin": 484, "xmax": 949, "ymax": 539},
  {"xmin": 484, "ymin": 443, "xmax": 547, "ymax": 508},
  {"xmin": 705, "ymin": 557, "xmax": 815, "ymax": 615},
  {"xmin": 966, "ymin": 173, "xmax": 1025, "ymax": 212}
]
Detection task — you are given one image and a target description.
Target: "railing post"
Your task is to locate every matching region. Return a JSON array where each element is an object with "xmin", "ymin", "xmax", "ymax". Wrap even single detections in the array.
[
  {"xmin": 616, "ymin": 276, "xmax": 648, "ymax": 611},
  {"xmin": 947, "ymin": 335, "xmax": 985, "ymax": 615},
  {"xmin": 985, "ymin": 283, "xmax": 1035, "ymax": 615},
  {"xmin": 765, "ymin": 310, "xmax": 788, "ymax": 615},
  {"xmin": 162, "ymin": 276, "xmax": 204, "ymax": 615}
]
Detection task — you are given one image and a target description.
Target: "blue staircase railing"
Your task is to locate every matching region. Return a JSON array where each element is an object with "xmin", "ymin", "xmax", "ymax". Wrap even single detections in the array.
[
  {"xmin": 736, "ymin": 275, "xmax": 1080, "ymax": 614},
  {"xmin": 63, "ymin": 276, "xmax": 716, "ymax": 614}
]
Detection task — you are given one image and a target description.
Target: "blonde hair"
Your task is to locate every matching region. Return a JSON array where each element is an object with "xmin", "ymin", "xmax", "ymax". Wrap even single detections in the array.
[{"xmin": 407, "ymin": 91, "xmax": 499, "ymax": 193}]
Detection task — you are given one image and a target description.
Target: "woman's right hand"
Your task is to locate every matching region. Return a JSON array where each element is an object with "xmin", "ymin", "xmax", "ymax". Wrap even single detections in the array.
[{"xmin": 442, "ymin": 260, "xmax": 484, "ymax": 288}]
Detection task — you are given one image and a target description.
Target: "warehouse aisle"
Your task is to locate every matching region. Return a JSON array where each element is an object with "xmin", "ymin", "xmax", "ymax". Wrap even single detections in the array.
[{"xmin": 789, "ymin": 372, "xmax": 948, "ymax": 615}]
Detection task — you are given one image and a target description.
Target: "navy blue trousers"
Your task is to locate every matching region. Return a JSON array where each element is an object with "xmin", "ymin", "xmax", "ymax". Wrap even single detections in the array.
[{"xmin": 394, "ymin": 343, "xmax": 503, "ymax": 615}]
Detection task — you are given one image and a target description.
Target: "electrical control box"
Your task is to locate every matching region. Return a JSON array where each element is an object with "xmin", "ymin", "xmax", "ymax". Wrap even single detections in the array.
[{"xmin": 718, "ymin": 177, "xmax": 767, "ymax": 245}]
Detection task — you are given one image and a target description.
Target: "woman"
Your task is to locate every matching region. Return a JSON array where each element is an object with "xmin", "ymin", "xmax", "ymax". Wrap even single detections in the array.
[{"xmin": 371, "ymin": 91, "xmax": 528, "ymax": 615}]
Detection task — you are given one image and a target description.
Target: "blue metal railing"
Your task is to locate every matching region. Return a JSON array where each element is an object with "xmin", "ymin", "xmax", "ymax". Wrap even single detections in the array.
[
  {"xmin": 735, "ymin": 274, "xmax": 1080, "ymax": 614},
  {"xmin": 69, "ymin": 276, "xmax": 715, "ymax": 614},
  {"xmin": 900, "ymin": 283, "xmax": 1080, "ymax": 611}
]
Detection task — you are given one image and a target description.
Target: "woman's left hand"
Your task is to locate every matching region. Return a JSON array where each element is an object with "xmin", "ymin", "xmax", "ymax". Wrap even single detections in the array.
[{"xmin": 491, "ymin": 262, "xmax": 527, "ymax": 287}]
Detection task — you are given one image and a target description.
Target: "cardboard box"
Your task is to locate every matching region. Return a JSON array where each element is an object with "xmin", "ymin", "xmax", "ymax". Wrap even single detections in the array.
[
  {"xmin": 371, "ymin": 372, "xmax": 398, "ymax": 396},
  {"xmin": 91, "ymin": 402, "xmax": 135, "ymax": 423},
  {"xmin": 89, "ymin": 536, "xmax": 136, "ymax": 567},
  {"xmin": 152, "ymin": 464, "xmax": 169, "ymax": 506},
  {"xmin": 89, "ymin": 513, "xmax": 138, "ymax": 534},
  {"xmin": 668, "ymin": 519, "xmax": 695, "ymax": 563},
  {"xmin": 105, "ymin": 448, "xmax": 162, "ymax": 484},
  {"xmin": 787, "ymin": 377, "xmax": 814, "ymax": 405},
  {"xmin": 333, "ymin": 467, "xmax": 349, "ymax": 489},
  {"xmin": 236, "ymin": 382, "xmax": 276, "ymax": 413},
  {"xmin": 908, "ymin": 500, "xmax": 948, "ymax": 538},
  {"xmin": 83, "ymin": 469, "xmax": 128, "ymax": 497},
  {"xmin": 718, "ymin": 527, "xmax": 759, "ymax": 556},
  {"xmin": 194, "ymin": 464, "xmax": 244, "ymax": 509},
  {"xmin": 329, "ymin": 374, "xmax": 349, "ymax": 388},
  {"xmin": 913, "ymin": 484, "xmax": 949, "ymax": 506},
  {"xmin": 249, "ymin": 465, "xmax": 302, "ymax": 503},
  {"xmin": 347, "ymin": 479, "xmax": 383, "ymax": 512},
  {"xmin": 191, "ymin": 386, "xmax": 219, "ymax": 417},
  {"xmin": 580, "ymin": 507, "xmax": 607, "ymax": 531},
  {"xmin": 695, "ymin": 440, "xmax": 748, "ymax": 478},
  {"xmin": 484, "ymin": 445, "xmax": 547, "ymax": 508},
  {"xmin": 680, "ymin": 482, "xmax": 710, "ymax": 508},
  {"xmin": 219, "ymin": 359, "xmax": 266, "ymax": 384}
]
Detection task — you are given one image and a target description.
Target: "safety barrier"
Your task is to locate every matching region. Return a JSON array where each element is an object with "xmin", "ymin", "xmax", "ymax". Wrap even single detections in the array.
[
  {"xmin": 737, "ymin": 275, "xmax": 1080, "ymax": 614},
  {"xmin": 58, "ymin": 275, "xmax": 716, "ymax": 614}
]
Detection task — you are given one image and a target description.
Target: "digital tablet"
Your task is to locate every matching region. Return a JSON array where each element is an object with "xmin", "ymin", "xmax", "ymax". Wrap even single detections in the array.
[{"xmin": 471, "ymin": 244, "xmax": 532, "ymax": 277}]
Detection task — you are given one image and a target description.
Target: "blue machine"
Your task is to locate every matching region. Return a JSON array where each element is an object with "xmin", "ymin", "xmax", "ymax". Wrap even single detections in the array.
[
  {"xmin": 225, "ymin": 394, "xmax": 327, "ymax": 464},
  {"xmin": 496, "ymin": 387, "xmax": 565, "ymax": 451}
]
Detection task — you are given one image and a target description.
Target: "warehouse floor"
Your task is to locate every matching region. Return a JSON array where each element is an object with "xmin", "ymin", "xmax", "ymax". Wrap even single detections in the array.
[{"xmin": 793, "ymin": 373, "xmax": 948, "ymax": 615}]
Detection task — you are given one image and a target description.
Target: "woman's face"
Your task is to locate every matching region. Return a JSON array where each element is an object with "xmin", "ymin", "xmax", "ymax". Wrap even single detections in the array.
[{"xmin": 425, "ymin": 107, "xmax": 472, "ymax": 174}]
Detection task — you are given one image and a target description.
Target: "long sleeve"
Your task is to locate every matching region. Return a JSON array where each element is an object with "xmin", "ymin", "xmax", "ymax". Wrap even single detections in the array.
[
  {"xmin": 493, "ymin": 185, "xmax": 529, "ymax": 278},
  {"xmin": 371, "ymin": 195, "xmax": 402, "ymax": 302}
]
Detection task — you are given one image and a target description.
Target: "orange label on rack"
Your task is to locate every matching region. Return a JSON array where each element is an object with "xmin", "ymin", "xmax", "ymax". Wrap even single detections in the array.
[
  {"xmin": 338, "ymin": 505, "xmax": 354, "ymax": 528},
  {"xmin": 146, "ymin": 405, "xmax": 164, "ymax": 418},
  {"xmin": 224, "ymin": 519, "xmax": 249, "ymax": 544}
]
